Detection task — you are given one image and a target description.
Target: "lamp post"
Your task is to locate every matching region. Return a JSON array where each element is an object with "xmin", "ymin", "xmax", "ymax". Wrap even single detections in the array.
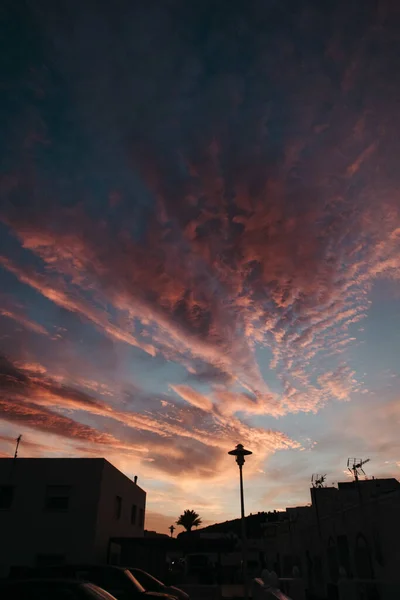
[{"xmin": 228, "ymin": 443, "xmax": 252, "ymax": 600}]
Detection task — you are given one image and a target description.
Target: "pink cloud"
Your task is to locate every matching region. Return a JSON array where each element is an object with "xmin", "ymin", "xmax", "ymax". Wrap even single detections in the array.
[{"xmin": 0, "ymin": 355, "xmax": 299, "ymax": 485}]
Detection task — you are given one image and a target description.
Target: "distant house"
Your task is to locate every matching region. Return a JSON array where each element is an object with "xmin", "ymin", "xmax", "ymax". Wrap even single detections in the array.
[{"xmin": 0, "ymin": 458, "xmax": 146, "ymax": 575}]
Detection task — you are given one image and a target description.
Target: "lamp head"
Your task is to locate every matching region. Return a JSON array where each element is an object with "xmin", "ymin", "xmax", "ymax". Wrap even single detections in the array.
[{"xmin": 228, "ymin": 443, "xmax": 252, "ymax": 466}]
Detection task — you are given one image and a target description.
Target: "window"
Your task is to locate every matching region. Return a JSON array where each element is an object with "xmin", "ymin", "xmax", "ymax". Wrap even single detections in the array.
[
  {"xmin": 0, "ymin": 485, "xmax": 14, "ymax": 510},
  {"xmin": 45, "ymin": 485, "xmax": 71, "ymax": 511},
  {"xmin": 115, "ymin": 495, "xmax": 122, "ymax": 520},
  {"xmin": 131, "ymin": 504, "xmax": 137, "ymax": 525},
  {"xmin": 139, "ymin": 508, "xmax": 144, "ymax": 527}
]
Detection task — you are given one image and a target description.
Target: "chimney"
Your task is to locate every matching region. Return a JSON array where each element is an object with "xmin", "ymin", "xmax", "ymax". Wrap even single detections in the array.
[{"xmin": 134, "ymin": 475, "xmax": 138, "ymax": 484}]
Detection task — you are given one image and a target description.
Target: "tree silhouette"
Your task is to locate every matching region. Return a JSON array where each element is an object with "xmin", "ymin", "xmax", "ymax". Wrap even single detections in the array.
[
  {"xmin": 176, "ymin": 509, "xmax": 202, "ymax": 532},
  {"xmin": 169, "ymin": 524, "xmax": 175, "ymax": 537}
]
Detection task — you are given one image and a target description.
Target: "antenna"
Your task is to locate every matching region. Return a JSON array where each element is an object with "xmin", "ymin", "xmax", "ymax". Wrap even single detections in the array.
[
  {"xmin": 14, "ymin": 435, "xmax": 22, "ymax": 459},
  {"xmin": 347, "ymin": 458, "xmax": 370, "ymax": 482},
  {"xmin": 311, "ymin": 474, "xmax": 327, "ymax": 488}
]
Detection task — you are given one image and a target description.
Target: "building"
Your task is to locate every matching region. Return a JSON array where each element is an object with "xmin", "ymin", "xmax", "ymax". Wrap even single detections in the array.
[
  {"xmin": 262, "ymin": 477, "xmax": 400, "ymax": 598},
  {"xmin": 0, "ymin": 458, "xmax": 146, "ymax": 575},
  {"xmin": 193, "ymin": 476, "xmax": 400, "ymax": 595}
]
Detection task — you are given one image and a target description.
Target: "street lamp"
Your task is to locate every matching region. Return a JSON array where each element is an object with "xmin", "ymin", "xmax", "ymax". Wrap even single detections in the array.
[{"xmin": 228, "ymin": 443, "xmax": 252, "ymax": 600}]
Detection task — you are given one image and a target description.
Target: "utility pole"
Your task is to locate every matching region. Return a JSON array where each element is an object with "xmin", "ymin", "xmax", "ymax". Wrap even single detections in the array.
[{"xmin": 14, "ymin": 435, "xmax": 22, "ymax": 459}]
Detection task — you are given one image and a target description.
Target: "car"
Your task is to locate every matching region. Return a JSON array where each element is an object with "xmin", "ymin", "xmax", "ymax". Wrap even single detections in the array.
[
  {"xmin": 0, "ymin": 578, "xmax": 118, "ymax": 600},
  {"xmin": 128, "ymin": 569, "xmax": 189, "ymax": 600},
  {"xmin": 25, "ymin": 565, "xmax": 178, "ymax": 600}
]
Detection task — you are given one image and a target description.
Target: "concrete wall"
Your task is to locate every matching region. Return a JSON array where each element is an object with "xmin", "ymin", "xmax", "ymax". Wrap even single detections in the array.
[
  {"xmin": 0, "ymin": 458, "xmax": 103, "ymax": 573},
  {"xmin": 0, "ymin": 457, "xmax": 146, "ymax": 573},
  {"xmin": 94, "ymin": 460, "xmax": 146, "ymax": 562}
]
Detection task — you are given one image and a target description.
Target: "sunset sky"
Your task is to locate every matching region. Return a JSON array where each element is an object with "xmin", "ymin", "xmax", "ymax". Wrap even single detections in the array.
[{"xmin": 1, "ymin": 0, "xmax": 400, "ymax": 534}]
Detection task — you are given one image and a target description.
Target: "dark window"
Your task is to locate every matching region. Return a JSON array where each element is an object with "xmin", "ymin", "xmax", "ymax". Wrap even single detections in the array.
[
  {"xmin": 131, "ymin": 504, "xmax": 137, "ymax": 524},
  {"xmin": 139, "ymin": 508, "xmax": 144, "ymax": 527},
  {"xmin": 355, "ymin": 533, "xmax": 374, "ymax": 579},
  {"xmin": 0, "ymin": 485, "xmax": 14, "ymax": 509},
  {"xmin": 45, "ymin": 485, "xmax": 70, "ymax": 511},
  {"xmin": 337, "ymin": 535, "xmax": 351, "ymax": 577},
  {"xmin": 115, "ymin": 495, "xmax": 122, "ymax": 519}
]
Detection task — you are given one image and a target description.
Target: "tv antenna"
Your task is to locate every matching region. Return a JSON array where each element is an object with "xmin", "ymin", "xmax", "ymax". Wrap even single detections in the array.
[
  {"xmin": 311, "ymin": 474, "xmax": 326, "ymax": 488},
  {"xmin": 347, "ymin": 458, "xmax": 370, "ymax": 481},
  {"xmin": 14, "ymin": 435, "xmax": 22, "ymax": 459}
]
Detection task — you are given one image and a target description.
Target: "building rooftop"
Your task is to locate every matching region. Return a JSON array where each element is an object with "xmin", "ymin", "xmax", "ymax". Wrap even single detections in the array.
[{"xmin": 0, "ymin": 457, "xmax": 145, "ymax": 492}]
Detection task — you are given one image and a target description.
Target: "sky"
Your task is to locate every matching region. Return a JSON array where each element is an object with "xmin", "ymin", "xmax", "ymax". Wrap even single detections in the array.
[{"xmin": 1, "ymin": 0, "xmax": 400, "ymax": 534}]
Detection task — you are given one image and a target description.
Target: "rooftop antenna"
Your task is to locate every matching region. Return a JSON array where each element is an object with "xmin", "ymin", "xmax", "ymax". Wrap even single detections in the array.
[
  {"xmin": 311, "ymin": 474, "xmax": 326, "ymax": 488},
  {"xmin": 14, "ymin": 435, "xmax": 22, "ymax": 459},
  {"xmin": 347, "ymin": 458, "xmax": 370, "ymax": 482}
]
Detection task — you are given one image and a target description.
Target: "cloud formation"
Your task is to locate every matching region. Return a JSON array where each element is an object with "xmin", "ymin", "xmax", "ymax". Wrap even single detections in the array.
[
  {"xmin": 1, "ymin": 0, "xmax": 400, "ymax": 530},
  {"xmin": 0, "ymin": 354, "xmax": 296, "ymax": 480}
]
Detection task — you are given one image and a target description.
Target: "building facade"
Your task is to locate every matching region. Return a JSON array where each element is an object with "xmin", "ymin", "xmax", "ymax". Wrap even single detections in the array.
[
  {"xmin": 0, "ymin": 458, "xmax": 146, "ymax": 575},
  {"xmin": 262, "ymin": 477, "xmax": 400, "ymax": 598}
]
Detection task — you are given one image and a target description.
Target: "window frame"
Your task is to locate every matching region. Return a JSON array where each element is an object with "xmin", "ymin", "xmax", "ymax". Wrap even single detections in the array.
[
  {"xmin": 115, "ymin": 495, "xmax": 122, "ymax": 520},
  {"xmin": 44, "ymin": 485, "xmax": 71, "ymax": 512}
]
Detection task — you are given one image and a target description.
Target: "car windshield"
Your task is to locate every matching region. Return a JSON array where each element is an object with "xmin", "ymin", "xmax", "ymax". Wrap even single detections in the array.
[
  {"xmin": 130, "ymin": 570, "xmax": 164, "ymax": 591},
  {"xmin": 43, "ymin": 566, "xmax": 146, "ymax": 597}
]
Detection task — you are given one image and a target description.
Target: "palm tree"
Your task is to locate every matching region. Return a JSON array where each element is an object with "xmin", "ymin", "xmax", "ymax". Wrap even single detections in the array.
[
  {"xmin": 169, "ymin": 524, "xmax": 175, "ymax": 537},
  {"xmin": 176, "ymin": 509, "xmax": 202, "ymax": 532}
]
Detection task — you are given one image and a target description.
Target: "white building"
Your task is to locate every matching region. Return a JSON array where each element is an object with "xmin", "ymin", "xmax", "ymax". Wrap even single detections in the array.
[{"xmin": 0, "ymin": 457, "xmax": 146, "ymax": 575}]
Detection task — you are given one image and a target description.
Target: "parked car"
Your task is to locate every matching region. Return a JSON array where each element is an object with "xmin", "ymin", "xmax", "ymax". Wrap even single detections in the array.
[
  {"xmin": 25, "ymin": 565, "xmax": 178, "ymax": 600},
  {"xmin": 0, "ymin": 578, "xmax": 118, "ymax": 600},
  {"xmin": 128, "ymin": 569, "xmax": 189, "ymax": 600}
]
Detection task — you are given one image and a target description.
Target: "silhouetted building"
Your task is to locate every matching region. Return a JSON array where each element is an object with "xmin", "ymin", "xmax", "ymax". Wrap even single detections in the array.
[
  {"xmin": 199, "ymin": 510, "xmax": 285, "ymax": 538},
  {"xmin": 192, "ymin": 477, "xmax": 400, "ymax": 594},
  {"xmin": 0, "ymin": 458, "xmax": 146, "ymax": 575},
  {"xmin": 109, "ymin": 536, "xmax": 176, "ymax": 580},
  {"xmin": 263, "ymin": 477, "xmax": 400, "ymax": 599}
]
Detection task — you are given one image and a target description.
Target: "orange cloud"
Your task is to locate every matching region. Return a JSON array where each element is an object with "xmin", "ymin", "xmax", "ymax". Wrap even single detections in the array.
[{"xmin": 171, "ymin": 385, "xmax": 214, "ymax": 412}]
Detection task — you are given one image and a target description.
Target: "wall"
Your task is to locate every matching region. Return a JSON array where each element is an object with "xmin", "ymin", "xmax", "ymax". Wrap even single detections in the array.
[
  {"xmin": 0, "ymin": 458, "xmax": 104, "ymax": 574},
  {"xmin": 265, "ymin": 481, "xmax": 400, "ymax": 599},
  {"xmin": 93, "ymin": 460, "xmax": 146, "ymax": 562}
]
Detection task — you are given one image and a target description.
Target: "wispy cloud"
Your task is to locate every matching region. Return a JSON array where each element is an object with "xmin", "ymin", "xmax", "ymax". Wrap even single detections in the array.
[
  {"xmin": 1, "ymin": 0, "xmax": 400, "ymax": 528},
  {"xmin": 0, "ymin": 355, "xmax": 298, "ymax": 485}
]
